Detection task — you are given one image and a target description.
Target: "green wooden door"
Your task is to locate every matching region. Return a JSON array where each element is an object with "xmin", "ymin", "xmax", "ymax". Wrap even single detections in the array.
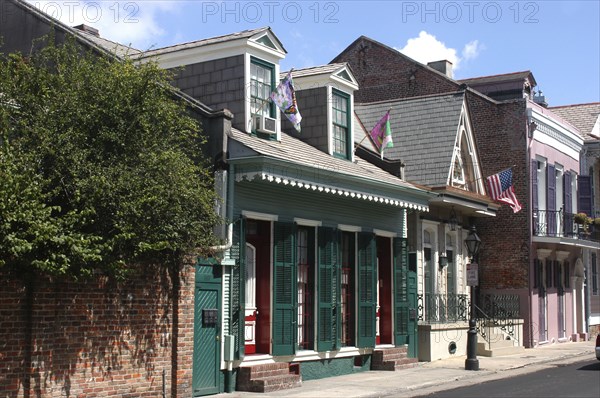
[
  {"xmin": 272, "ymin": 222, "xmax": 297, "ymax": 356},
  {"xmin": 193, "ymin": 259, "xmax": 222, "ymax": 396},
  {"xmin": 317, "ymin": 227, "xmax": 340, "ymax": 351},
  {"xmin": 357, "ymin": 232, "xmax": 377, "ymax": 348},
  {"xmin": 393, "ymin": 238, "xmax": 417, "ymax": 357}
]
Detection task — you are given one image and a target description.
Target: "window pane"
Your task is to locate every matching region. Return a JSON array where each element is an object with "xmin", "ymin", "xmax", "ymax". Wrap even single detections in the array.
[
  {"xmin": 332, "ymin": 92, "xmax": 349, "ymax": 157},
  {"xmin": 250, "ymin": 61, "xmax": 273, "ymax": 118}
]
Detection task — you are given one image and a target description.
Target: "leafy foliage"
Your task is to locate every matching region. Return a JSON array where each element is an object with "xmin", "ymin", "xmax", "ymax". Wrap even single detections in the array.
[{"xmin": 0, "ymin": 38, "xmax": 220, "ymax": 278}]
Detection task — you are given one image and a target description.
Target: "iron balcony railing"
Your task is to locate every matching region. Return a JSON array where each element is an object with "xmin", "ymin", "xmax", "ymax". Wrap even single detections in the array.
[
  {"xmin": 417, "ymin": 293, "xmax": 469, "ymax": 323},
  {"xmin": 532, "ymin": 209, "xmax": 599, "ymax": 242}
]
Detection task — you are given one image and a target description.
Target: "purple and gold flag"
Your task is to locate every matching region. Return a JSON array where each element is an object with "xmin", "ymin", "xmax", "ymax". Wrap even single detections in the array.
[
  {"xmin": 370, "ymin": 110, "xmax": 393, "ymax": 159},
  {"xmin": 270, "ymin": 71, "xmax": 302, "ymax": 132}
]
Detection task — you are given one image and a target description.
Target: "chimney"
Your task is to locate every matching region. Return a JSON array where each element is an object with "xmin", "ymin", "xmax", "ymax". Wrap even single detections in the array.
[
  {"xmin": 427, "ymin": 60, "xmax": 453, "ymax": 78},
  {"xmin": 533, "ymin": 90, "xmax": 548, "ymax": 108},
  {"xmin": 73, "ymin": 24, "xmax": 100, "ymax": 37}
]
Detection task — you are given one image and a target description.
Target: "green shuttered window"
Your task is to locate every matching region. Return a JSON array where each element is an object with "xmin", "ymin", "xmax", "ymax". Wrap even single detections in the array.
[
  {"xmin": 357, "ymin": 232, "xmax": 377, "ymax": 347},
  {"xmin": 272, "ymin": 222, "xmax": 297, "ymax": 356},
  {"xmin": 317, "ymin": 227, "xmax": 340, "ymax": 351}
]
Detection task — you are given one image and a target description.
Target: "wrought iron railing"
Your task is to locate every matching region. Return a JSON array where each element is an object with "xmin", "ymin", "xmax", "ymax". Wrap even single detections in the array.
[
  {"xmin": 474, "ymin": 294, "xmax": 521, "ymax": 349},
  {"xmin": 479, "ymin": 294, "xmax": 520, "ymax": 319},
  {"xmin": 417, "ymin": 293, "xmax": 469, "ymax": 323},
  {"xmin": 532, "ymin": 209, "xmax": 599, "ymax": 241}
]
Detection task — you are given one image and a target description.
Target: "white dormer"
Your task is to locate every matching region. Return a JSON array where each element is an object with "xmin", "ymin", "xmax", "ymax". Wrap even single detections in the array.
[
  {"xmin": 449, "ymin": 101, "xmax": 485, "ymax": 194},
  {"xmin": 288, "ymin": 64, "xmax": 359, "ymax": 161},
  {"xmin": 136, "ymin": 27, "xmax": 287, "ymax": 138}
]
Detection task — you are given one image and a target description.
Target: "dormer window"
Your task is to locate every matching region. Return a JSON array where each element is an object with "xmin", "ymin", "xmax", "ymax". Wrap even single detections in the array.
[
  {"xmin": 250, "ymin": 58, "xmax": 275, "ymax": 118},
  {"xmin": 332, "ymin": 89, "xmax": 351, "ymax": 159}
]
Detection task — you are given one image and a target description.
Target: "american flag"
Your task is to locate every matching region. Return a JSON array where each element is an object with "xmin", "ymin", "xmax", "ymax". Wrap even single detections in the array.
[{"xmin": 486, "ymin": 168, "xmax": 522, "ymax": 213}]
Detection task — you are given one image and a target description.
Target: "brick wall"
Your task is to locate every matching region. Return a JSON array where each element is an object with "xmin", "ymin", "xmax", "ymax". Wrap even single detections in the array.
[
  {"xmin": 0, "ymin": 261, "xmax": 196, "ymax": 398},
  {"xmin": 332, "ymin": 37, "xmax": 459, "ymax": 103},
  {"xmin": 466, "ymin": 95, "xmax": 530, "ymax": 290}
]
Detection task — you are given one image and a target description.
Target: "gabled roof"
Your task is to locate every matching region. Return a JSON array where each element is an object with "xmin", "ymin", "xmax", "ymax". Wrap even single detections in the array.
[
  {"xmin": 283, "ymin": 63, "xmax": 350, "ymax": 79},
  {"xmin": 549, "ymin": 102, "xmax": 600, "ymax": 140},
  {"xmin": 458, "ymin": 71, "xmax": 536, "ymax": 87},
  {"xmin": 355, "ymin": 92, "xmax": 465, "ymax": 187},
  {"xmin": 332, "ymin": 35, "xmax": 462, "ymax": 84},
  {"xmin": 136, "ymin": 27, "xmax": 286, "ymax": 58},
  {"xmin": 6, "ymin": 0, "xmax": 127, "ymax": 58},
  {"xmin": 76, "ymin": 29, "xmax": 141, "ymax": 57},
  {"xmin": 282, "ymin": 63, "xmax": 359, "ymax": 91},
  {"xmin": 228, "ymin": 128, "xmax": 433, "ymax": 211}
]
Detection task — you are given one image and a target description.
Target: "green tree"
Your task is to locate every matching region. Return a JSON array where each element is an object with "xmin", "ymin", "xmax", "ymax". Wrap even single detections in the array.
[{"xmin": 0, "ymin": 38, "xmax": 220, "ymax": 278}]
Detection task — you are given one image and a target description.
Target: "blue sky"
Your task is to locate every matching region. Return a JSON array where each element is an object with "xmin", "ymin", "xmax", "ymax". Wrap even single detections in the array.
[{"xmin": 27, "ymin": 0, "xmax": 600, "ymax": 106}]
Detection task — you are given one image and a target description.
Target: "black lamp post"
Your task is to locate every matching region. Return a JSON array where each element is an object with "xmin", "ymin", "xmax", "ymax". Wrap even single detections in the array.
[{"xmin": 464, "ymin": 226, "xmax": 481, "ymax": 371}]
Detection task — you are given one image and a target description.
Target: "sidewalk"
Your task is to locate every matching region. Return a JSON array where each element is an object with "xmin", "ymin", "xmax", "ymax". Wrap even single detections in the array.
[{"xmin": 216, "ymin": 340, "xmax": 596, "ymax": 398}]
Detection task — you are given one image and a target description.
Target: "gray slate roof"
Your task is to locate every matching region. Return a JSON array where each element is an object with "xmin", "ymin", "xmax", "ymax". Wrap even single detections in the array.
[
  {"xmin": 282, "ymin": 63, "xmax": 348, "ymax": 79},
  {"xmin": 76, "ymin": 30, "xmax": 141, "ymax": 57},
  {"xmin": 459, "ymin": 71, "xmax": 536, "ymax": 87},
  {"xmin": 136, "ymin": 27, "xmax": 281, "ymax": 58},
  {"xmin": 228, "ymin": 128, "xmax": 426, "ymax": 193},
  {"xmin": 355, "ymin": 92, "xmax": 465, "ymax": 187},
  {"xmin": 549, "ymin": 103, "xmax": 600, "ymax": 140}
]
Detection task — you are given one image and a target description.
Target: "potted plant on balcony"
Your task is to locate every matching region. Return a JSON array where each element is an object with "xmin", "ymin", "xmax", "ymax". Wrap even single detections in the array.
[{"xmin": 574, "ymin": 212, "xmax": 593, "ymax": 234}]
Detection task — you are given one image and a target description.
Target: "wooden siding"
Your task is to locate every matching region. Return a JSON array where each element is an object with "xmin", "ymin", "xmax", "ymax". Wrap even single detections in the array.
[{"xmin": 234, "ymin": 180, "xmax": 406, "ymax": 235}]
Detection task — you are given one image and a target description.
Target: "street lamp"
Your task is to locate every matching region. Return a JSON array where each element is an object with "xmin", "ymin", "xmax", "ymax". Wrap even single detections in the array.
[{"xmin": 464, "ymin": 226, "xmax": 481, "ymax": 371}]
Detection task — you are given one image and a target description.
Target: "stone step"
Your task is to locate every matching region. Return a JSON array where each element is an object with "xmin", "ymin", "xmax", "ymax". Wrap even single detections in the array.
[
  {"xmin": 237, "ymin": 363, "xmax": 302, "ymax": 393},
  {"xmin": 372, "ymin": 356, "xmax": 418, "ymax": 371},
  {"xmin": 238, "ymin": 363, "xmax": 290, "ymax": 379},
  {"xmin": 253, "ymin": 374, "xmax": 303, "ymax": 393},
  {"xmin": 372, "ymin": 347, "xmax": 409, "ymax": 361},
  {"xmin": 478, "ymin": 336, "xmax": 517, "ymax": 348},
  {"xmin": 373, "ymin": 351, "xmax": 408, "ymax": 362},
  {"xmin": 477, "ymin": 344, "xmax": 525, "ymax": 357}
]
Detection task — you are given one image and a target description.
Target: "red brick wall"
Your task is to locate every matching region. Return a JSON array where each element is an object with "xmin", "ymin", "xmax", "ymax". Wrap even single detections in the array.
[
  {"xmin": 332, "ymin": 37, "xmax": 459, "ymax": 103},
  {"xmin": 466, "ymin": 94, "xmax": 530, "ymax": 291},
  {"xmin": 0, "ymin": 262, "xmax": 196, "ymax": 398}
]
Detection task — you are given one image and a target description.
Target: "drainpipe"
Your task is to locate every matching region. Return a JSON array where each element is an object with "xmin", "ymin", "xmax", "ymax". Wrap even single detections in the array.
[
  {"xmin": 208, "ymin": 165, "xmax": 236, "ymax": 393},
  {"xmin": 209, "ymin": 166, "xmax": 235, "ymax": 254}
]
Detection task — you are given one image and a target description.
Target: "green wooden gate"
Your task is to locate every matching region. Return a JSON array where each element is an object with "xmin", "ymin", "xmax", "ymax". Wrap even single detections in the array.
[
  {"xmin": 393, "ymin": 238, "xmax": 418, "ymax": 357},
  {"xmin": 193, "ymin": 258, "xmax": 222, "ymax": 396}
]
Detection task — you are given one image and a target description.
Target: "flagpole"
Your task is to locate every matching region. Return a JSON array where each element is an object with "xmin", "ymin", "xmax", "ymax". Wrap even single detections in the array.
[
  {"xmin": 254, "ymin": 68, "xmax": 296, "ymax": 117},
  {"xmin": 463, "ymin": 165, "xmax": 517, "ymax": 186},
  {"xmin": 354, "ymin": 107, "xmax": 392, "ymax": 150}
]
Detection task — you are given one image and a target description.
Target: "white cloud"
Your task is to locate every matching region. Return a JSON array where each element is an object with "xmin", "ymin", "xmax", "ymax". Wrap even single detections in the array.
[
  {"xmin": 398, "ymin": 31, "xmax": 459, "ymax": 69},
  {"xmin": 26, "ymin": 1, "xmax": 178, "ymax": 50},
  {"xmin": 397, "ymin": 31, "xmax": 484, "ymax": 71},
  {"xmin": 462, "ymin": 40, "xmax": 483, "ymax": 61}
]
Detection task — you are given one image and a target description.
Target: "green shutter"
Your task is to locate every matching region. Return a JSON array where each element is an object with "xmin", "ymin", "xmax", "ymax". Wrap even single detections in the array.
[
  {"xmin": 357, "ymin": 232, "xmax": 377, "ymax": 347},
  {"xmin": 317, "ymin": 227, "xmax": 340, "ymax": 351},
  {"xmin": 231, "ymin": 218, "xmax": 246, "ymax": 359},
  {"xmin": 272, "ymin": 222, "xmax": 297, "ymax": 355},
  {"xmin": 394, "ymin": 238, "xmax": 409, "ymax": 345}
]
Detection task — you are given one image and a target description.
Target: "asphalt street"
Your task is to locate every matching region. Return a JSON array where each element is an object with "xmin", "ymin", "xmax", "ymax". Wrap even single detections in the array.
[{"xmin": 416, "ymin": 359, "xmax": 600, "ymax": 398}]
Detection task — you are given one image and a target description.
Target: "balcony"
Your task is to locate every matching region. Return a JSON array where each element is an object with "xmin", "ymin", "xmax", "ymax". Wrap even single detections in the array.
[
  {"xmin": 532, "ymin": 210, "xmax": 599, "ymax": 242},
  {"xmin": 417, "ymin": 293, "xmax": 469, "ymax": 324}
]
